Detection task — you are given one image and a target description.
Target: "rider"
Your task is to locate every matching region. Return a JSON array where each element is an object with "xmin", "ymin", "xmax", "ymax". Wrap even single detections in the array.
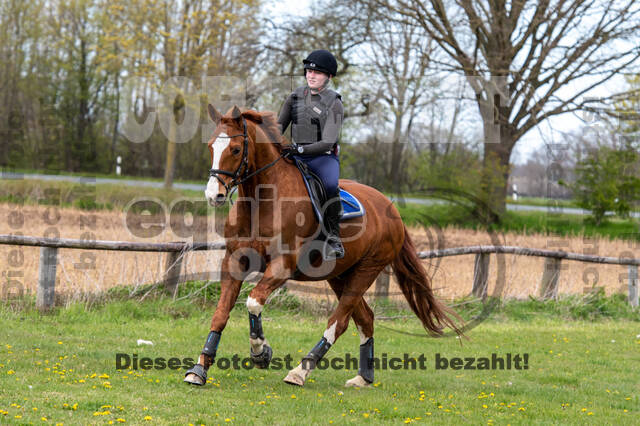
[{"xmin": 278, "ymin": 49, "xmax": 345, "ymax": 260}]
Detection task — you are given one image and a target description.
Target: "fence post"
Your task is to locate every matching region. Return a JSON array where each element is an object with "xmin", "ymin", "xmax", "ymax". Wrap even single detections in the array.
[
  {"xmin": 539, "ymin": 258, "xmax": 561, "ymax": 300},
  {"xmin": 375, "ymin": 266, "xmax": 391, "ymax": 300},
  {"xmin": 36, "ymin": 247, "xmax": 58, "ymax": 311},
  {"xmin": 629, "ymin": 265, "xmax": 638, "ymax": 308},
  {"xmin": 471, "ymin": 253, "xmax": 490, "ymax": 299},
  {"xmin": 164, "ymin": 250, "xmax": 184, "ymax": 296}
]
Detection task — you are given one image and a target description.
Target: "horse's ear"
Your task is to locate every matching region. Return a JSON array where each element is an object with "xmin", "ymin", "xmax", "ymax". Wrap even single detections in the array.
[
  {"xmin": 230, "ymin": 105, "xmax": 242, "ymax": 120},
  {"xmin": 207, "ymin": 104, "xmax": 221, "ymax": 125},
  {"xmin": 242, "ymin": 110, "xmax": 263, "ymax": 124}
]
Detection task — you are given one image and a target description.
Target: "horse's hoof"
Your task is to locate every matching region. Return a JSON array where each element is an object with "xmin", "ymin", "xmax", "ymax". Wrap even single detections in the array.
[
  {"xmin": 184, "ymin": 364, "xmax": 207, "ymax": 386},
  {"xmin": 345, "ymin": 375, "xmax": 371, "ymax": 388},
  {"xmin": 283, "ymin": 371, "xmax": 305, "ymax": 386},
  {"xmin": 184, "ymin": 373, "xmax": 205, "ymax": 385},
  {"xmin": 251, "ymin": 344, "xmax": 273, "ymax": 369},
  {"xmin": 283, "ymin": 364, "xmax": 309, "ymax": 386}
]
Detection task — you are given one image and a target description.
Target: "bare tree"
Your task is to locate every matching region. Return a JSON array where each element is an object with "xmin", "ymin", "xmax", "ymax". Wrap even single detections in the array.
[
  {"xmin": 366, "ymin": 16, "xmax": 438, "ymax": 192},
  {"xmin": 261, "ymin": 0, "xmax": 372, "ymax": 117},
  {"xmin": 368, "ymin": 0, "xmax": 640, "ymax": 222}
]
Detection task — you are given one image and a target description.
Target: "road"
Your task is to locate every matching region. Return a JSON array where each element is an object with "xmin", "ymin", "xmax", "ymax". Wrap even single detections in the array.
[{"xmin": 3, "ymin": 171, "xmax": 638, "ymax": 218}]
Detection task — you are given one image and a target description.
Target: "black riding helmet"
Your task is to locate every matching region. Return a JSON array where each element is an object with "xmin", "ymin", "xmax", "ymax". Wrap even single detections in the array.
[{"xmin": 303, "ymin": 50, "xmax": 338, "ymax": 77}]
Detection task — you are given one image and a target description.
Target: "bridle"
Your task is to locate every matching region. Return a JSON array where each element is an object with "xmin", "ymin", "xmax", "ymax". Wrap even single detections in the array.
[{"xmin": 209, "ymin": 117, "xmax": 286, "ymax": 202}]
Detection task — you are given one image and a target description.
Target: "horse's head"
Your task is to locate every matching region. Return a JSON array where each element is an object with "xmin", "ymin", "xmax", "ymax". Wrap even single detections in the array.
[{"xmin": 204, "ymin": 104, "xmax": 265, "ymax": 207}]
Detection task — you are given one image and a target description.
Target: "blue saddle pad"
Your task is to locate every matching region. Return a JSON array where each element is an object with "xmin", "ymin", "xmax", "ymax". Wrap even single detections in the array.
[
  {"xmin": 294, "ymin": 159, "xmax": 365, "ymax": 222},
  {"xmin": 338, "ymin": 188, "xmax": 365, "ymax": 221}
]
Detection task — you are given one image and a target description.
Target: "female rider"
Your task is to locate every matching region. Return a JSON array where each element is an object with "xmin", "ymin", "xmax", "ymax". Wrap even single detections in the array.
[{"xmin": 278, "ymin": 49, "xmax": 344, "ymax": 260}]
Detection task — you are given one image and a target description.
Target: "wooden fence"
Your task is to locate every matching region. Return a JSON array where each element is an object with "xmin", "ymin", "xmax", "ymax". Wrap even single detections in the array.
[{"xmin": 0, "ymin": 234, "xmax": 638, "ymax": 311}]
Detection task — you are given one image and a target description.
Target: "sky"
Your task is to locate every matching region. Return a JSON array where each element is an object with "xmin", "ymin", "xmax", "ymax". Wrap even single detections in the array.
[{"xmin": 263, "ymin": 0, "xmax": 635, "ymax": 165}]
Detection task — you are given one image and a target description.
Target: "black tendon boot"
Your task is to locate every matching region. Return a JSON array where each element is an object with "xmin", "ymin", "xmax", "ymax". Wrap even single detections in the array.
[{"xmin": 323, "ymin": 197, "xmax": 345, "ymax": 260}]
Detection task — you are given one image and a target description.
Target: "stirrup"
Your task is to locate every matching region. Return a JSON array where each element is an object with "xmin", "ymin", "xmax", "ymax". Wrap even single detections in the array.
[{"xmin": 323, "ymin": 237, "xmax": 345, "ymax": 260}]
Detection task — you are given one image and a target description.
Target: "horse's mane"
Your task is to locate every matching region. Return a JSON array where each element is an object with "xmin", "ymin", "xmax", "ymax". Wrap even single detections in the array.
[
  {"xmin": 254, "ymin": 111, "xmax": 285, "ymax": 148},
  {"xmin": 221, "ymin": 106, "xmax": 288, "ymax": 150}
]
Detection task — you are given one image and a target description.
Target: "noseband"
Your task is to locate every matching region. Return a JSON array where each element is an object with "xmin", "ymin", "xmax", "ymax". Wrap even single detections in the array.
[{"xmin": 209, "ymin": 117, "xmax": 286, "ymax": 201}]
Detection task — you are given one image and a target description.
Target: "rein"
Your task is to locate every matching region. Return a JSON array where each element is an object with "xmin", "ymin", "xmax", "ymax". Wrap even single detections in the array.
[{"xmin": 209, "ymin": 117, "xmax": 286, "ymax": 202}]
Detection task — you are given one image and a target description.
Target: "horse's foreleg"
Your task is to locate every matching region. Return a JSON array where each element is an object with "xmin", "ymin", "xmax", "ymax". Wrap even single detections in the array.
[
  {"xmin": 246, "ymin": 258, "xmax": 290, "ymax": 368},
  {"xmin": 184, "ymin": 274, "xmax": 243, "ymax": 386}
]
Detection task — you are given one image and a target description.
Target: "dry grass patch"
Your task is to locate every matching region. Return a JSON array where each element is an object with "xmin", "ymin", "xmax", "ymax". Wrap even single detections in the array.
[{"xmin": 0, "ymin": 203, "xmax": 636, "ymax": 302}]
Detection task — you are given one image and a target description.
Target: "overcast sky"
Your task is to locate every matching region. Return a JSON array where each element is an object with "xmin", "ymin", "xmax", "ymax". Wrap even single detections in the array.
[{"xmin": 264, "ymin": 0, "xmax": 634, "ymax": 165}]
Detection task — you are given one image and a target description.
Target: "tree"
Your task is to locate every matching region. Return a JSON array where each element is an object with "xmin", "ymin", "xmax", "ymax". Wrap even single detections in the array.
[
  {"xmin": 106, "ymin": 0, "xmax": 263, "ymax": 187},
  {"xmin": 570, "ymin": 145, "xmax": 640, "ymax": 225},
  {"xmin": 369, "ymin": 0, "xmax": 640, "ymax": 222},
  {"xmin": 365, "ymin": 15, "xmax": 437, "ymax": 192},
  {"xmin": 260, "ymin": 0, "xmax": 372, "ymax": 119}
]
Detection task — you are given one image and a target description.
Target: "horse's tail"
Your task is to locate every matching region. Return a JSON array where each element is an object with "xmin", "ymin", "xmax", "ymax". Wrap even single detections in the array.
[{"xmin": 391, "ymin": 225, "xmax": 465, "ymax": 337}]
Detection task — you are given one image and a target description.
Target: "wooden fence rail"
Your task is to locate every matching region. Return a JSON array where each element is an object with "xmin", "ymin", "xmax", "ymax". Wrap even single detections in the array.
[{"xmin": 0, "ymin": 235, "xmax": 638, "ymax": 310}]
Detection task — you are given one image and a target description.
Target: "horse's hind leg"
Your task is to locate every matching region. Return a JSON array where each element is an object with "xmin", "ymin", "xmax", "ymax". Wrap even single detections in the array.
[
  {"xmin": 345, "ymin": 298, "xmax": 375, "ymax": 387},
  {"xmin": 326, "ymin": 276, "xmax": 375, "ymax": 388},
  {"xmin": 284, "ymin": 264, "xmax": 383, "ymax": 386}
]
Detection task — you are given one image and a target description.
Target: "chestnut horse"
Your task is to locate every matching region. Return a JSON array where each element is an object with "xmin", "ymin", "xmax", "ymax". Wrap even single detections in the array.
[{"xmin": 183, "ymin": 105, "xmax": 462, "ymax": 387}]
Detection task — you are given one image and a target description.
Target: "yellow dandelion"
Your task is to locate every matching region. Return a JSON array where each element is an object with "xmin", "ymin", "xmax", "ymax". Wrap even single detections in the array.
[
  {"xmin": 117, "ymin": 418, "xmax": 125, "ymax": 423},
  {"xmin": 144, "ymin": 416, "xmax": 152, "ymax": 420},
  {"xmin": 41, "ymin": 416, "xmax": 47, "ymax": 421},
  {"xmin": 58, "ymin": 341, "xmax": 62, "ymax": 345},
  {"xmin": 363, "ymin": 413, "xmax": 369, "ymax": 418},
  {"xmin": 587, "ymin": 412, "xmax": 593, "ymax": 416},
  {"xmin": 291, "ymin": 394, "xmax": 296, "ymax": 399}
]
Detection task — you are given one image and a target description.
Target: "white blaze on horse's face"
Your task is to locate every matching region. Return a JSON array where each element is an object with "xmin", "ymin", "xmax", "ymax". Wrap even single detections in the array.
[{"xmin": 205, "ymin": 132, "xmax": 230, "ymax": 206}]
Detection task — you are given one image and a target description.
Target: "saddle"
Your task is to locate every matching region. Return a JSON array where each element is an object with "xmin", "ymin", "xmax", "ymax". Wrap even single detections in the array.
[{"xmin": 293, "ymin": 158, "xmax": 365, "ymax": 223}]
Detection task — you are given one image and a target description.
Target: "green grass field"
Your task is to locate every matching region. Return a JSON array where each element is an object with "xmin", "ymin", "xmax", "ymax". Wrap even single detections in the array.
[
  {"xmin": 396, "ymin": 203, "xmax": 639, "ymax": 241},
  {"xmin": 1, "ymin": 292, "xmax": 638, "ymax": 425}
]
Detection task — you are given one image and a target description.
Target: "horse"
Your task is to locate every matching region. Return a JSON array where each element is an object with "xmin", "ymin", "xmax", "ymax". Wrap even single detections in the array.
[{"xmin": 183, "ymin": 104, "xmax": 463, "ymax": 387}]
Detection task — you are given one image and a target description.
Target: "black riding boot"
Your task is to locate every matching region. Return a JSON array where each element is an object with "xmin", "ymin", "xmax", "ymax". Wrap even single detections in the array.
[{"xmin": 322, "ymin": 197, "xmax": 345, "ymax": 260}]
